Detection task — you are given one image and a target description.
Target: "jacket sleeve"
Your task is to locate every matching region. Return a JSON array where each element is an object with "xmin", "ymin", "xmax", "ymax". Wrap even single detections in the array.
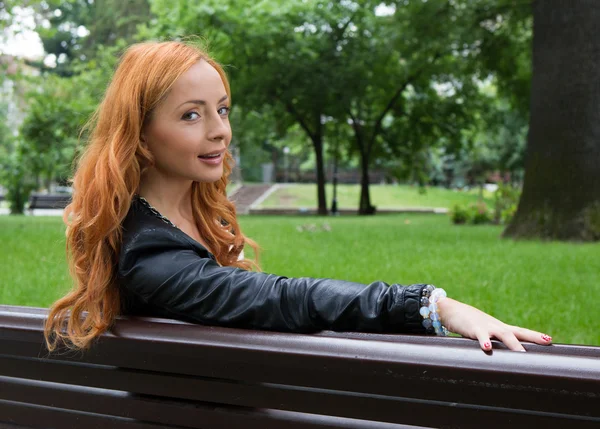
[{"xmin": 117, "ymin": 227, "xmax": 428, "ymax": 334}]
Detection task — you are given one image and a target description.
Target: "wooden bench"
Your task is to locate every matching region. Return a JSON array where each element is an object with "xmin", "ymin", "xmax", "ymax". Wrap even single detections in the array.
[
  {"xmin": 27, "ymin": 194, "xmax": 71, "ymax": 211},
  {"xmin": 0, "ymin": 305, "xmax": 599, "ymax": 428}
]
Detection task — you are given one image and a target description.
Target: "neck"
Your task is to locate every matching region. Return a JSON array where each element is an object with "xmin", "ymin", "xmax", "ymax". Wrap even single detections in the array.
[{"xmin": 138, "ymin": 169, "xmax": 195, "ymax": 223}]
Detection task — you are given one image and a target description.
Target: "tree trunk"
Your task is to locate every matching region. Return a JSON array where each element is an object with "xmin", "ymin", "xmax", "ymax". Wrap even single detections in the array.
[
  {"xmin": 358, "ymin": 149, "xmax": 376, "ymax": 215},
  {"xmin": 503, "ymin": 0, "xmax": 600, "ymax": 241},
  {"xmin": 282, "ymin": 102, "xmax": 328, "ymax": 215},
  {"xmin": 349, "ymin": 115, "xmax": 376, "ymax": 215},
  {"xmin": 312, "ymin": 136, "xmax": 328, "ymax": 215}
]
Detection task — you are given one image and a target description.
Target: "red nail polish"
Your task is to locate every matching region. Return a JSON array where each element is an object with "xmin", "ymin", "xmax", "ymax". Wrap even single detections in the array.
[
  {"xmin": 484, "ymin": 342, "xmax": 491, "ymax": 349},
  {"xmin": 541, "ymin": 334, "xmax": 552, "ymax": 342}
]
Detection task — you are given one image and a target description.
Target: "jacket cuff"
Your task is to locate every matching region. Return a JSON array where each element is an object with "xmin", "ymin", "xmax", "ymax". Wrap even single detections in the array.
[{"xmin": 392, "ymin": 283, "xmax": 430, "ymax": 334}]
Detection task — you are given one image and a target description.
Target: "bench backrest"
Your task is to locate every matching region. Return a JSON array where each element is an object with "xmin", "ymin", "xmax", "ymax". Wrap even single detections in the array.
[
  {"xmin": 0, "ymin": 305, "xmax": 599, "ymax": 428},
  {"xmin": 28, "ymin": 194, "xmax": 71, "ymax": 210}
]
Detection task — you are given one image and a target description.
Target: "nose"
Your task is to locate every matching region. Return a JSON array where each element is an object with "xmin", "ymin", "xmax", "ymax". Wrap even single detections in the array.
[{"xmin": 206, "ymin": 112, "xmax": 230, "ymax": 143}]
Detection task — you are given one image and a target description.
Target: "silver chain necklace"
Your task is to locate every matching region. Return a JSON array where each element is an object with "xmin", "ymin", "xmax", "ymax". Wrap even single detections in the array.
[{"xmin": 136, "ymin": 195, "xmax": 179, "ymax": 229}]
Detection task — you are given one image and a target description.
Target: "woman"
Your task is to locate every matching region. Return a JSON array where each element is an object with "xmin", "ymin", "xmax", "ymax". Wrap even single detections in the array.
[{"xmin": 44, "ymin": 40, "xmax": 552, "ymax": 353}]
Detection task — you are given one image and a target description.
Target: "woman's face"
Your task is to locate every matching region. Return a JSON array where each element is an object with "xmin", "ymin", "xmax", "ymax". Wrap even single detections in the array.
[{"xmin": 142, "ymin": 60, "xmax": 232, "ymax": 184}]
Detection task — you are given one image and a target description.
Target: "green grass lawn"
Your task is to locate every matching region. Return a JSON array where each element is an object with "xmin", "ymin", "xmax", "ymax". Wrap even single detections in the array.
[
  {"xmin": 1, "ymin": 214, "xmax": 599, "ymax": 346},
  {"xmin": 258, "ymin": 183, "xmax": 494, "ymax": 209}
]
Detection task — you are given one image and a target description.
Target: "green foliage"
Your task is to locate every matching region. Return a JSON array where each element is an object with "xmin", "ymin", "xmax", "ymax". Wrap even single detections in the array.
[
  {"xmin": 469, "ymin": 0, "xmax": 533, "ymax": 114},
  {"xmin": 429, "ymin": 91, "xmax": 528, "ymax": 190},
  {"xmin": 471, "ymin": 201, "xmax": 493, "ymax": 224},
  {"xmin": 501, "ymin": 202, "xmax": 518, "ymax": 225},
  {"xmin": 0, "ymin": 103, "xmax": 11, "ymax": 157},
  {"xmin": 493, "ymin": 183, "xmax": 521, "ymax": 224},
  {"xmin": 230, "ymin": 108, "xmax": 316, "ymax": 182},
  {"xmin": 1, "ymin": 150, "xmax": 37, "ymax": 214},
  {"xmin": 450, "ymin": 203, "xmax": 471, "ymax": 225},
  {"xmin": 20, "ymin": 74, "xmax": 92, "ymax": 186},
  {"xmin": 19, "ymin": 0, "xmax": 152, "ymax": 75},
  {"xmin": 451, "ymin": 183, "xmax": 521, "ymax": 226},
  {"xmin": 1, "ymin": 1, "xmax": 142, "ymax": 212},
  {"xmin": 12, "ymin": 37, "xmax": 122, "ymax": 194},
  {"xmin": 0, "ymin": 102, "xmax": 35, "ymax": 214},
  {"xmin": 451, "ymin": 201, "xmax": 493, "ymax": 225}
]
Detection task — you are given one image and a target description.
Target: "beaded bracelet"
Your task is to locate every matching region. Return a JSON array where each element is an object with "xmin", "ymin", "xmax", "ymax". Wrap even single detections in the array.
[{"xmin": 419, "ymin": 285, "xmax": 450, "ymax": 336}]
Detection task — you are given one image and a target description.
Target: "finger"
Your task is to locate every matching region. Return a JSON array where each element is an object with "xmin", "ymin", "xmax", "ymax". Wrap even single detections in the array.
[
  {"xmin": 493, "ymin": 329, "xmax": 526, "ymax": 352},
  {"xmin": 511, "ymin": 326, "xmax": 553, "ymax": 345},
  {"xmin": 475, "ymin": 331, "xmax": 493, "ymax": 352}
]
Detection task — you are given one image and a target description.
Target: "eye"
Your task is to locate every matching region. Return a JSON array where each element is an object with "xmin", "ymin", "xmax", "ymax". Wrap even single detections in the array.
[
  {"xmin": 182, "ymin": 111, "xmax": 200, "ymax": 121},
  {"xmin": 218, "ymin": 106, "xmax": 231, "ymax": 116}
]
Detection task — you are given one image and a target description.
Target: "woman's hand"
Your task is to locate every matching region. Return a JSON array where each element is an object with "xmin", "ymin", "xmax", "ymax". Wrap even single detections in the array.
[{"xmin": 437, "ymin": 297, "xmax": 553, "ymax": 352}]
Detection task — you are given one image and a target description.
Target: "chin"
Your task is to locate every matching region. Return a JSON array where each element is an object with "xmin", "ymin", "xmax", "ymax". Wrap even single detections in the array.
[{"xmin": 196, "ymin": 168, "xmax": 225, "ymax": 183}]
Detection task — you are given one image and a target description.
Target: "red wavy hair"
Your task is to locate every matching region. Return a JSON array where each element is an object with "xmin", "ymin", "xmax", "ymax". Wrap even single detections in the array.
[{"xmin": 45, "ymin": 40, "xmax": 259, "ymax": 351}]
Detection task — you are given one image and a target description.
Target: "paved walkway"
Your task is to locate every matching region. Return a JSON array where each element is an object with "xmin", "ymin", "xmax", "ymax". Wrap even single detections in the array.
[
  {"xmin": 229, "ymin": 184, "xmax": 275, "ymax": 214},
  {"xmin": 248, "ymin": 207, "xmax": 448, "ymax": 215},
  {"xmin": 0, "ymin": 207, "xmax": 65, "ymax": 216}
]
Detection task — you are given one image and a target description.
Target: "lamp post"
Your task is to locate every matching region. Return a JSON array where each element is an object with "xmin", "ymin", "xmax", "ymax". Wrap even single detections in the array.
[{"xmin": 331, "ymin": 141, "xmax": 339, "ymax": 216}]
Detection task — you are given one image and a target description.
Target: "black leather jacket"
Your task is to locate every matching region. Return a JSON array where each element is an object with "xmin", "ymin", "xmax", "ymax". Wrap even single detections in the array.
[{"xmin": 117, "ymin": 196, "xmax": 430, "ymax": 334}]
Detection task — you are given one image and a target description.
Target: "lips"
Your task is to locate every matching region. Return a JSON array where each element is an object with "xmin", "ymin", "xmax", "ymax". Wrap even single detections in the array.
[
  {"xmin": 198, "ymin": 149, "xmax": 225, "ymax": 159},
  {"xmin": 198, "ymin": 149, "xmax": 225, "ymax": 166}
]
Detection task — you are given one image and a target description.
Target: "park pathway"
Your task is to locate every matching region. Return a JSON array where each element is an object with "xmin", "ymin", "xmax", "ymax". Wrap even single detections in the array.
[{"xmin": 228, "ymin": 184, "xmax": 276, "ymax": 215}]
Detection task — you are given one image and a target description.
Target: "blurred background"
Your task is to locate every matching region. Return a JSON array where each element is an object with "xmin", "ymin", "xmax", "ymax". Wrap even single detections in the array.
[
  {"xmin": 1, "ymin": 0, "xmax": 598, "ymax": 345},
  {"xmin": 0, "ymin": 0, "xmax": 535, "ymax": 215}
]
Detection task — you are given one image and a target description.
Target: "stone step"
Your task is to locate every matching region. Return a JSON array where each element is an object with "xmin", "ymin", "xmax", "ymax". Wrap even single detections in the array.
[{"xmin": 229, "ymin": 184, "xmax": 273, "ymax": 214}]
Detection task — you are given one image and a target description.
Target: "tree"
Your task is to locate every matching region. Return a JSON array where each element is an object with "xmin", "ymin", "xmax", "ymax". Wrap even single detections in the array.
[
  {"xmin": 504, "ymin": 0, "xmax": 600, "ymax": 241},
  {"xmin": 378, "ymin": 81, "xmax": 481, "ymax": 189},
  {"xmin": 19, "ymin": 72, "xmax": 95, "ymax": 189},
  {"xmin": 21, "ymin": 0, "xmax": 152, "ymax": 75},
  {"xmin": 6, "ymin": 2, "xmax": 145, "ymax": 198},
  {"xmin": 337, "ymin": 1, "xmax": 490, "ymax": 213},
  {"xmin": 467, "ymin": 0, "xmax": 533, "ymax": 115}
]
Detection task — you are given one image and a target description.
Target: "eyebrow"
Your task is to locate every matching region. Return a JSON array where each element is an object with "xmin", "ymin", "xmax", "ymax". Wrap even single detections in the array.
[{"xmin": 177, "ymin": 95, "xmax": 229, "ymax": 109}]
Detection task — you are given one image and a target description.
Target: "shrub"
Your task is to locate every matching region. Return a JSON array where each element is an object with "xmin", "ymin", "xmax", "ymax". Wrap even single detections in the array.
[
  {"xmin": 471, "ymin": 201, "xmax": 493, "ymax": 224},
  {"xmin": 1, "ymin": 152, "xmax": 36, "ymax": 215},
  {"xmin": 450, "ymin": 202, "xmax": 493, "ymax": 225},
  {"xmin": 450, "ymin": 204, "xmax": 471, "ymax": 224}
]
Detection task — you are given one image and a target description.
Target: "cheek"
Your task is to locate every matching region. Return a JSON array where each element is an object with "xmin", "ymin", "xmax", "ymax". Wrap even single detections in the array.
[
  {"xmin": 146, "ymin": 123, "xmax": 196, "ymax": 155},
  {"xmin": 144, "ymin": 121, "xmax": 168, "ymax": 151}
]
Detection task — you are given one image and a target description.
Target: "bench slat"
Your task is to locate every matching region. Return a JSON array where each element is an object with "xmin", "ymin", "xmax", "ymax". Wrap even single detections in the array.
[
  {"xmin": 0, "ymin": 376, "xmax": 420, "ymax": 429},
  {"xmin": 0, "ymin": 353, "xmax": 597, "ymax": 423},
  {"xmin": 0, "ymin": 399, "xmax": 174, "ymax": 429}
]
